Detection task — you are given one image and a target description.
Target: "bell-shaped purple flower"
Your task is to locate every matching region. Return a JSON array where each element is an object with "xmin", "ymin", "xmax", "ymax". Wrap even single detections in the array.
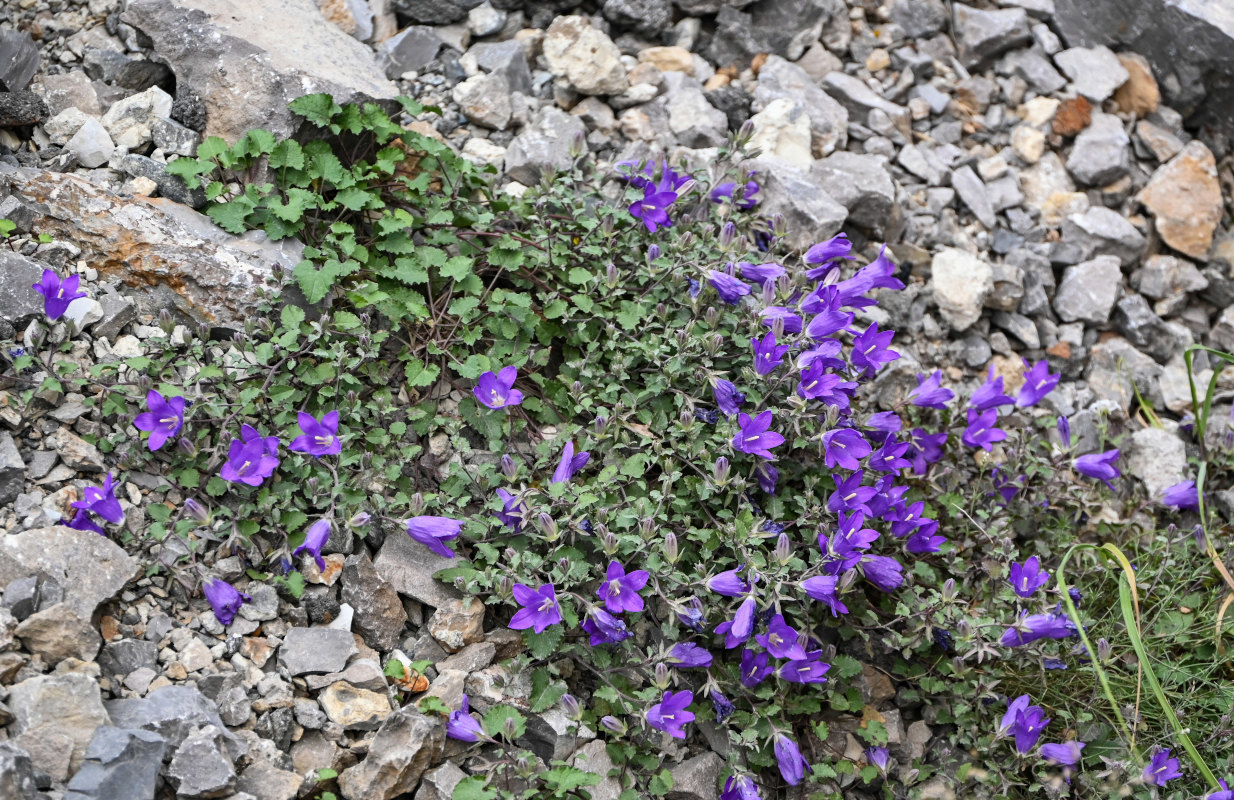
[
  {"xmin": 494, "ymin": 488, "xmax": 525, "ymax": 532},
  {"xmin": 203, "ymin": 578, "xmax": 250, "ymax": 626},
  {"xmin": 133, "ymin": 390, "xmax": 186, "ymax": 451},
  {"xmin": 803, "ymin": 233, "xmax": 853, "ymax": 279},
  {"xmin": 778, "ymin": 655, "xmax": 831, "ymax": 684},
  {"xmin": 707, "ymin": 566, "xmax": 752, "ymax": 597},
  {"xmin": 740, "ymin": 648, "xmax": 772, "ymax": 687},
  {"xmin": 962, "ymin": 407, "xmax": 1007, "ymax": 451},
  {"xmin": 1073, "ymin": 449, "xmax": 1120, "ymax": 487},
  {"xmin": 801, "ymin": 575, "xmax": 849, "ymax": 617},
  {"xmin": 666, "ymin": 642, "xmax": 713, "ymax": 668},
  {"xmin": 1041, "ymin": 740, "xmax": 1085, "ymax": 766},
  {"xmin": 755, "ymin": 613, "xmax": 806, "ymax": 661},
  {"xmin": 740, "ymin": 262, "xmax": 785, "ymax": 286},
  {"xmin": 822, "ymin": 428, "xmax": 870, "ymax": 470},
  {"xmin": 219, "ymin": 424, "xmax": 280, "ymax": 486},
  {"xmin": 32, "ymin": 269, "xmax": 88, "ymax": 321},
  {"xmin": 713, "ymin": 379, "xmax": 745, "ymax": 416},
  {"xmin": 66, "ymin": 507, "xmax": 106, "ymax": 535},
  {"xmin": 1161, "ymin": 480, "xmax": 1200, "ymax": 510},
  {"xmin": 721, "ymin": 775, "xmax": 763, "ymax": 800},
  {"xmin": 646, "ymin": 690, "xmax": 694, "ymax": 739},
  {"xmin": 406, "ymin": 515, "xmax": 463, "ymax": 558},
  {"xmin": 1016, "ymin": 360, "xmax": 1060, "ymax": 407},
  {"xmin": 581, "ymin": 608, "xmax": 633, "ymax": 645},
  {"xmin": 850, "ymin": 322, "xmax": 899, "ymax": 376},
  {"xmin": 1142, "ymin": 748, "xmax": 1182, "ymax": 786},
  {"xmin": 909, "ymin": 370, "xmax": 954, "ymax": 410},
  {"xmin": 970, "ymin": 368, "xmax": 1014, "ymax": 410},
  {"xmin": 447, "ymin": 695, "xmax": 486, "ymax": 742},
  {"xmin": 289, "ymin": 410, "xmax": 342, "ymax": 457},
  {"xmin": 1008, "ymin": 556, "xmax": 1050, "ymax": 598},
  {"xmin": 708, "ymin": 270, "xmax": 752, "ymax": 305},
  {"xmin": 760, "ymin": 306, "xmax": 802, "ymax": 334},
  {"xmin": 72, "ymin": 472, "xmax": 124, "ymax": 525},
  {"xmin": 1000, "ymin": 611, "xmax": 1076, "ymax": 647},
  {"xmin": 754, "ymin": 461, "xmax": 778, "ymax": 494},
  {"xmin": 629, "ymin": 183, "xmax": 677, "ymax": 232},
  {"xmin": 751, "ymin": 331, "xmax": 789, "ymax": 376},
  {"xmin": 715, "ymin": 595, "xmax": 757, "ymax": 649},
  {"xmin": 597, "ymin": 560, "xmax": 650, "ymax": 614},
  {"xmin": 861, "ymin": 555, "xmax": 904, "ymax": 592},
  {"xmin": 509, "ymin": 583, "xmax": 562, "ymax": 633},
  {"xmin": 774, "ymin": 734, "xmax": 810, "ymax": 786},
  {"xmin": 473, "ymin": 366, "xmax": 524, "ymax": 410},
  {"xmin": 294, "ymin": 518, "xmax": 333, "ymax": 571},
  {"xmin": 732, "ymin": 411, "xmax": 784, "ymax": 460},
  {"xmin": 552, "ymin": 440, "xmax": 590, "ymax": 484}
]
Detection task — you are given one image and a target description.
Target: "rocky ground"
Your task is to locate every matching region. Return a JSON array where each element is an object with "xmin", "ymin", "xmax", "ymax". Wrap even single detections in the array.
[{"xmin": 0, "ymin": 0, "xmax": 1232, "ymax": 798}]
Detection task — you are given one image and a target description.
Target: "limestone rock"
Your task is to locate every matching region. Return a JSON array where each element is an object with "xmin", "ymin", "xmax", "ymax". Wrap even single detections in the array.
[
  {"xmin": 0, "ymin": 525, "xmax": 137, "ymax": 620},
  {"xmin": 1054, "ymin": 255, "xmax": 1123, "ymax": 324},
  {"xmin": 542, "ymin": 16, "xmax": 627, "ymax": 96},
  {"xmin": 122, "ymin": 0, "xmax": 397, "ymax": 142},
  {"xmin": 1053, "ymin": 46, "xmax": 1129, "ymax": 102},
  {"xmin": 7, "ymin": 672, "xmax": 110, "ymax": 777},
  {"xmin": 931, "ymin": 248, "xmax": 993, "ymax": 332},
  {"xmin": 745, "ymin": 156, "xmax": 846, "ymax": 252},
  {"xmin": 64, "ymin": 727, "xmax": 166, "ymax": 800},
  {"xmin": 281, "ymin": 627, "xmax": 359, "ymax": 675},
  {"xmin": 319, "ymin": 681, "xmax": 392, "ymax": 731},
  {"xmin": 340, "ymin": 554, "xmax": 407, "ymax": 652},
  {"xmin": 746, "ymin": 98, "xmax": 812, "ymax": 168},
  {"xmin": 15, "ymin": 603, "xmax": 102, "ymax": 664},
  {"xmin": 752, "ymin": 55, "xmax": 847, "ymax": 157},
  {"xmin": 337, "ymin": 707, "xmax": 444, "ymax": 800},
  {"xmin": 953, "ymin": 3, "xmax": 1031, "ymax": 68},
  {"xmin": 372, "ymin": 527, "xmax": 465, "ymax": 609},
  {"xmin": 105, "ymin": 685, "xmax": 244, "ymax": 755},
  {"xmin": 1137, "ymin": 140, "xmax": 1223, "ymax": 259}
]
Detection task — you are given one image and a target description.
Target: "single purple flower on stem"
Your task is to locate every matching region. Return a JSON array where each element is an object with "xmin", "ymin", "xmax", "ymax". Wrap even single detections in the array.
[
  {"xmin": 629, "ymin": 183, "xmax": 677, "ymax": 232},
  {"xmin": 1161, "ymin": 480, "xmax": 1200, "ymax": 510},
  {"xmin": 509, "ymin": 583, "xmax": 563, "ymax": 633},
  {"xmin": 760, "ymin": 306, "xmax": 802, "ymax": 334},
  {"xmin": 997, "ymin": 694, "xmax": 1031, "ymax": 737},
  {"xmin": 711, "ymin": 690, "xmax": 736, "ymax": 722},
  {"xmin": 708, "ymin": 270, "xmax": 752, "ymax": 305},
  {"xmin": 828, "ymin": 472, "xmax": 876, "ymax": 515},
  {"xmin": 203, "ymin": 578, "xmax": 250, "ymax": 626},
  {"xmin": 707, "ymin": 566, "xmax": 752, "ymax": 597},
  {"xmin": 822, "ymin": 428, "xmax": 870, "ymax": 470},
  {"xmin": 133, "ymin": 390, "xmax": 185, "ymax": 451},
  {"xmin": 667, "ymin": 642, "xmax": 713, "ymax": 668},
  {"xmin": 909, "ymin": 370, "xmax": 954, "ymax": 410},
  {"xmin": 862, "ymin": 555, "xmax": 904, "ymax": 592},
  {"xmin": 905, "ymin": 428, "xmax": 947, "ymax": 475},
  {"xmin": 866, "ymin": 747, "xmax": 890, "ymax": 773},
  {"xmin": 219, "ymin": 424, "xmax": 280, "ymax": 486},
  {"xmin": 598, "ymin": 560, "xmax": 651, "ymax": 614},
  {"xmin": 1000, "ymin": 612, "xmax": 1076, "ymax": 647},
  {"xmin": 1209, "ymin": 780, "xmax": 1234, "ymax": 800},
  {"xmin": 798, "ymin": 364, "xmax": 857, "ymax": 409},
  {"xmin": 712, "ymin": 180, "xmax": 760, "ymax": 210},
  {"xmin": 867, "ymin": 440, "xmax": 912, "ymax": 474},
  {"xmin": 581, "ymin": 608, "xmax": 632, "ymax": 645},
  {"xmin": 906, "ymin": 521, "xmax": 946, "ymax": 554},
  {"xmin": 494, "ymin": 488, "xmax": 525, "ymax": 532},
  {"xmin": 1041, "ymin": 740, "xmax": 1085, "ymax": 767},
  {"xmin": 293, "ymin": 518, "xmax": 333, "ymax": 571},
  {"xmin": 834, "ymin": 247, "xmax": 904, "ymax": 307},
  {"xmin": 713, "ymin": 379, "xmax": 746, "ymax": 416},
  {"xmin": 1143, "ymin": 748, "xmax": 1182, "ymax": 786},
  {"xmin": 1012, "ymin": 704, "xmax": 1051, "ymax": 755},
  {"xmin": 715, "ymin": 595, "xmax": 756, "ymax": 648},
  {"xmin": 774, "ymin": 734, "xmax": 810, "ymax": 786},
  {"xmin": 755, "ymin": 461, "xmax": 779, "ymax": 494},
  {"xmin": 32, "ymin": 269, "xmax": 88, "ymax": 321},
  {"xmin": 970, "ymin": 368, "xmax": 1015, "ymax": 411},
  {"xmin": 646, "ymin": 690, "xmax": 694, "ymax": 739},
  {"xmin": 721, "ymin": 775, "xmax": 762, "ymax": 800},
  {"xmin": 72, "ymin": 472, "xmax": 124, "ymax": 525},
  {"xmin": 66, "ymin": 507, "xmax": 106, "ymax": 535},
  {"xmin": 778, "ymin": 654, "xmax": 831, "ymax": 684},
  {"xmin": 740, "ymin": 648, "xmax": 772, "ymax": 687},
  {"xmin": 1016, "ymin": 360, "xmax": 1060, "ymax": 407},
  {"xmin": 850, "ymin": 322, "xmax": 900, "ymax": 376},
  {"xmin": 1073, "ymin": 449, "xmax": 1120, "ymax": 488},
  {"xmin": 473, "ymin": 366, "xmax": 524, "ymax": 410},
  {"xmin": 405, "ymin": 515, "xmax": 464, "ymax": 558},
  {"xmin": 755, "ymin": 614, "xmax": 807, "ymax": 660},
  {"xmin": 803, "ymin": 233, "xmax": 853, "ymax": 279},
  {"xmin": 752, "ymin": 331, "xmax": 790, "ymax": 376},
  {"xmin": 289, "ymin": 410, "xmax": 342, "ymax": 457},
  {"xmin": 1057, "ymin": 416, "xmax": 1072, "ymax": 448},
  {"xmin": 1008, "ymin": 556, "xmax": 1050, "ymax": 598},
  {"xmin": 962, "ymin": 407, "xmax": 1007, "ymax": 451},
  {"xmin": 732, "ymin": 411, "xmax": 784, "ymax": 459},
  {"xmin": 801, "ymin": 575, "xmax": 849, "ymax": 617},
  {"xmin": 795, "ymin": 337, "xmax": 845, "ymax": 370},
  {"xmin": 447, "ymin": 695, "xmax": 486, "ymax": 742},
  {"xmin": 552, "ymin": 441, "xmax": 590, "ymax": 484},
  {"xmin": 740, "ymin": 262, "xmax": 785, "ymax": 286}
]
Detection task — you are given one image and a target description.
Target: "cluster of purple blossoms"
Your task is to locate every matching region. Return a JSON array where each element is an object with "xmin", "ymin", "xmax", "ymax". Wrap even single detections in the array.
[
  {"xmin": 959, "ymin": 360, "xmax": 1059, "ymax": 452},
  {"xmin": 620, "ymin": 161, "xmax": 692, "ymax": 233},
  {"xmin": 67, "ymin": 472, "xmax": 125, "ymax": 535},
  {"xmin": 996, "ymin": 694, "xmax": 1085, "ymax": 775}
]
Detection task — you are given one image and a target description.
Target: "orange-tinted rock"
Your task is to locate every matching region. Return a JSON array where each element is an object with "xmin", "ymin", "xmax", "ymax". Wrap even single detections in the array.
[
  {"xmin": 1113, "ymin": 52, "xmax": 1159, "ymax": 115},
  {"xmin": 1051, "ymin": 95, "xmax": 1091, "ymax": 136},
  {"xmin": 1137, "ymin": 141, "xmax": 1223, "ymax": 259}
]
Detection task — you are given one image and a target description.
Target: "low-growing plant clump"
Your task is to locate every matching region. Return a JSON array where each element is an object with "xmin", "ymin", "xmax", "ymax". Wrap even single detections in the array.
[{"xmin": 7, "ymin": 95, "xmax": 1234, "ymax": 800}]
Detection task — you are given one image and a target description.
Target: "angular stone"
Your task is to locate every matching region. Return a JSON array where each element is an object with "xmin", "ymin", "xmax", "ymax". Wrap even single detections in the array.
[
  {"xmin": 280, "ymin": 626, "xmax": 358, "ymax": 675},
  {"xmin": 746, "ymin": 98, "xmax": 812, "ymax": 168},
  {"xmin": 1066, "ymin": 112, "xmax": 1130, "ymax": 186},
  {"xmin": 1087, "ymin": 336, "xmax": 1164, "ymax": 411},
  {"xmin": 1136, "ymin": 140, "xmax": 1223, "ymax": 259},
  {"xmin": 1054, "ymin": 255, "xmax": 1122, "ymax": 324},
  {"xmin": 64, "ymin": 727, "xmax": 166, "ymax": 800},
  {"xmin": 664, "ymin": 82, "xmax": 727, "ymax": 148},
  {"xmin": 822, "ymin": 71, "xmax": 910, "ymax": 139},
  {"xmin": 570, "ymin": 741, "xmax": 621, "ymax": 800},
  {"xmin": 998, "ymin": 47, "xmax": 1065, "ymax": 94},
  {"xmin": 372, "ymin": 527, "xmax": 466, "ymax": 608},
  {"xmin": 0, "ymin": 431, "xmax": 23, "ymax": 506},
  {"xmin": 3, "ymin": 167, "xmax": 304, "ymax": 330},
  {"xmin": 469, "ymin": 41, "xmax": 532, "ymax": 96},
  {"xmin": 0, "ymin": 29, "xmax": 40, "ymax": 92},
  {"xmin": 0, "ymin": 250, "xmax": 43, "ymax": 324},
  {"xmin": 1053, "ymin": 46, "xmax": 1130, "ymax": 102},
  {"xmin": 705, "ymin": 0, "xmax": 843, "ymax": 66},
  {"xmin": 503, "ymin": 107, "xmax": 587, "ymax": 186},
  {"xmin": 1113, "ymin": 294, "xmax": 1179, "ymax": 363},
  {"xmin": 1113, "ymin": 51, "xmax": 1160, "ymax": 115},
  {"xmin": 0, "ymin": 525, "xmax": 137, "ymax": 620},
  {"xmin": 950, "ymin": 165, "xmax": 997, "ymax": 228},
  {"xmin": 15, "ymin": 602, "xmax": 102, "ymax": 665},
  {"xmin": 168, "ymin": 724, "xmax": 237, "ymax": 799},
  {"xmin": 752, "ymin": 55, "xmax": 847, "ymax": 157},
  {"xmin": 7, "ymin": 672, "xmax": 110, "ymax": 776},
  {"xmin": 667, "ymin": 752, "xmax": 724, "ymax": 800},
  {"xmin": 891, "ymin": 0, "xmax": 947, "ymax": 37},
  {"xmin": 745, "ymin": 156, "xmax": 846, "ymax": 253},
  {"xmin": 66, "ymin": 118, "xmax": 115, "ymax": 170},
  {"xmin": 0, "ymin": 741, "xmax": 41, "ymax": 800},
  {"xmin": 931, "ymin": 248, "xmax": 993, "ymax": 332},
  {"xmin": 542, "ymin": 16, "xmax": 627, "ymax": 96},
  {"xmin": 99, "ymin": 638, "xmax": 159, "ymax": 677},
  {"xmin": 99, "ymin": 85, "xmax": 172, "ymax": 150},
  {"xmin": 391, "ymin": 0, "xmax": 481, "ymax": 24},
  {"xmin": 0, "ymin": 91, "xmax": 48, "ymax": 126},
  {"xmin": 234, "ymin": 761, "xmax": 303, "ymax": 800},
  {"xmin": 413, "ymin": 761, "xmax": 467, "ymax": 800},
  {"xmin": 953, "ymin": 3, "xmax": 1031, "ymax": 67},
  {"xmin": 376, "ymin": 26, "xmax": 442, "ymax": 79},
  {"xmin": 1126, "ymin": 426, "xmax": 1188, "ymax": 501},
  {"xmin": 105, "ymin": 685, "xmax": 243, "ymax": 755},
  {"xmin": 810, "ymin": 152, "xmax": 897, "ymax": 234},
  {"xmin": 341, "ymin": 554, "xmax": 407, "ymax": 652},
  {"xmin": 1060, "ymin": 206, "xmax": 1145, "ymax": 267},
  {"xmin": 452, "ymin": 73, "xmax": 510, "ymax": 130},
  {"xmin": 319, "ymin": 681, "xmax": 392, "ymax": 731},
  {"xmin": 304, "ymin": 657, "xmax": 386, "ymax": 693},
  {"xmin": 337, "ymin": 707, "xmax": 444, "ymax": 800},
  {"xmin": 122, "ymin": 0, "xmax": 397, "ymax": 142},
  {"xmin": 37, "ymin": 71, "xmax": 100, "ymax": 117},
  {"xmin": 1135, "ymin": 254, "xmax": 1208, "ymax": 299},
  {"xmin": 83, "ymin": 50, "xmax": 172, "ymax": 92}
]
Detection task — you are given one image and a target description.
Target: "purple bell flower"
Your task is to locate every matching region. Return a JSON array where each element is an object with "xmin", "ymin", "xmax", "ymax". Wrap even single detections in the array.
[
  {"xmin": 509, "ymin": 583, "xmax": 562, "ymax": 633},
  {"xmin": 822, "ymin": 428, "xmax": 870, "ymax": 470},
  {"xmin": 473, "ymin": 366, "xmax": 524, "ymax": 410},
  {"xmin": 581, "ymin": 608, "xmax": 633, "ymax": 645},
  {"xmin": 707, "ymin": 566, "xmax": 752, "ymax": 597},
  {"xmin": 1161, "ymin": 480, "xmax": 1200, "ymax": 510},
  {"xmin": 132, "ymin": 390, "xmax": 185, "ymax": 451},
  {"xmin": 219, "ymin": 424, "xmax": 281, "ymax": 487},
  {"xmin": 646, "ymin": 690, "xmax": 694, "ymax": 739},
  {"xmin": 203, "ymin": 578, "xmax": 250, "ymax": 626},
  {"xmin": 713, "ymin": 379, "xmax": 746, "ymax": 416},
  {"xmin": 552, "ymin": 440, "xmax": 590, "ymax": 484},
  {"xmin": 666, "ymin": 642, "xmax": 713, "ymax": 668},
  {"xmin": 708, "ymin": 270, "xmax": 752, "ymax": 305},
  {"xmin": 1016, "ymin": 360, "xmax": 1060, "ymax": 407},
  {"xmin": 961, "ymin": 408, "xmax": 1007, "ymax": 451},
  {"xmin": 740, "ymin": 648, "xmax": 772, "ymax": 687},
  {"xmin": 739, "ymin": 262, "xmax": 784, "ymax": 286},
  {"xmin": 1008, "ymin": 555, "xmax": 1050, "ymax": 598},
  {"xmin": 751, "ymin": 331, "xmax": 790, "ymax": 376},
  {"xmin": 629, "ymin": 182, "xmax": 677, "ymax": 232},
  {"xmin": 721, "ymin": 775, "xmax": 762, "ymax": 800},
  {"xmin": 732, "ymin": 411, "xmax": 784, "ymax": 459},
  {"xmin": 1073, "ymin": 449, "xmax": 1121, "ymax": 488},
  {"xmin": 597, "ymin": 560, "xmax": 650, "ymax": 614},
  {"xmin": 405, "ymin": 515, "xmax": 463, "ymax": 558},
  {"xmin": 909, "ymin": 370, "xmax": 954, "ymax": 410},
  {"xmin": 1000, "ymin": 611, "xmax": 1076, "ymax": 647},
  {"xmin": 1143, "ymin": 748, "xmax": 1182, "ymax": 786},
  {"xmin": 801, "ymin": 575, "xmax": 849, "ymax": 617},
  {"xmin": 72, "ymin": 472, "xmax": 124, "ymax": 525},
  {"xmin": 1041, "ymin": 740, "xmax": 1085, "ymax": 767},
  {"xmin": 289, "ymin": 410, "xmax": 342, "ymax": 457},
  {"xmin": 494, "ymin": 488, "xmax": 525, "ymax": 532},
  {"xmin": 850, "ymin": 322, "xmax": 900, "ymax": 377},
  {"xmin": 774, "ymin": 734, "xmax": 810, "ymax": 786},
  {"xmin": 293, "ymin": 518, "xmax": 333, "ymax": 571},
  {"xmin": 32, "ymin": 269, "xmax": 88, "ymax": 321},
  {"xmin": 66, "ymin": 507, "xmax": 106, "ymax": 536},
  {"xmin": 447, "ymin": 695, "xmax": 486, "ymax": 742},
  {"xmin": 970, "ymin": 368, "xmax": 1015, "ymax": 410},
  {"xmin": 755, "ymin": 614, "xmax": 807, "ymax": 660}
]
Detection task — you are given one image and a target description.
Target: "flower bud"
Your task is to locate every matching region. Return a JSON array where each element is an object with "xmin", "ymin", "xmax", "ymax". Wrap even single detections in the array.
[
  {"xmin": 955, "ymin": 619, "xmax": 972, "ymax": 637},
  {"xmin": 775, "ymin": 533, "xmax": 791, "ymax": 565},
  {"xmin": 675, "ymin": 179, "xmax": 696, "ymax": 197},
  {"xmin": 348, "ymin": 511, "xmax": 372, "ymax": 529},
  {"xmin": 503, "ymin": 716, "xmax": 520, "ymax": 740},
  {"xmin": 572, "ymin": 380, "xmax": 583, "ymax": 395},
  {"xmin": 561, "ymin": 693, "xmax": 582, "ymax": 720},
  {"xmin": 761, "ymin": 281, "xmax": 776, "ymax": 306},
  {"xmin": 498, "ymin": 575, "xmax": 513, "ymax": 598},
  {"xmin": 941, "ymin": 578, "xmax": 956, "ymax": 602},
  {"xmin": 838, "ymin": 569, "xmax": 858, "ymax": 591},
  {"xmin": 600, "ymin": 715, "xmax": 626, "ymax": 735},
  {"xmin": 177, "ymin": 437, "xmax": 197, "ymax": 458},
  {"xmin": 538, "ymin": 512, "xmax": 558, "ymax": 541},
  {"xmin": 707, "ymin": 333, "xmax": 724, "ymax": 356},
  {"xmin": 1097, "ymin": 638, "xmax": 1112, "ymax": 662},
  {"xmin": 600, "ymin": 215, "xmax": 615, "ymax": 236},
  {"xmin": 704, "ymin": 306, "xmax": 719, "ymax": 327},
  {"xmin": 654, "ymin": 662, "xmax": 670, "ymax": 689},
  {"xmin": 158, "ymin": 308, "xmax": 175, "ymax": 334},
  {"xmin": 656, "ymin": 302, "xmax": 667, "ymax": 319},
  {"xmin": 409, "ymin": 492, "xmax": 425, "ymax": 515},
  {"xmin": 679, "ymin": 410, "xmax": 694, "ymax": 432},
  {"xmin": 647, "ymin": 244, "xmax": 661, "ymax": 262},
  {"xmin": 951, "ymin": 656, "xmax": 966, "ymax": 676},
  {"xmin": 568, "ymin": 129, "xmax": 586, "ymax": 158},
  {"xmin": 713, "ymin": 456, "xmax": 730, "ymax": 485},
  {"xmin": 606, "ymin": 263, "xmax": 619, "ymax": 288},
  {"xmin": 232, "ymin": 331, "xmax": 246, "ymax": 345},
  {"xmin": 136, "ymin": 374, "xmax": 152, "ymax": 393},
  {"xmin": 639, "ymin": 517, "xmax": 655, "ymax": 539},
  {"xmin": 677, "ymin": 231, "xmax": 694, "ymax": 249},
  {"xmin": 557, "ymin": 556, "xmax": 570, "ymax": 571},
  {"xmin": 196, "ymin": 322, "xmax": 211, "ymax": 341},
  {"xmin": 771, "ymin": 315, "xmax": 785, "ymax": 340},
  {"xmin": 736, "ymin": 119, "xmax": 755, "ymax": 147},
  {"xmin": 501, "ymin": 454, "xmax": 517, "ymax": 480},
  {"xmin": 184, "ymin": 498, "xmax": 210, "ymax": 524},
  {"xmin": 675, "ymin": 329, "xmax": 689, "ymax": 348},
  {"xmin": 601, "ymin": 531, "xmax": 619, "ymax": 555},
  {"xmin": 454, "ymin": 576, "xmax": 466, "ymax": 589},
  {"xmin": 664, "ymin": 532, "xmax": 679, "ymax": 563},
  {"xmin": 594, "ymin": 416, "xmax": 608, "ymax": 436},
  {"xmin": 347, "ymin": 390, "xmax": 358, "ymax": 406},
  {"xmin": 719, "ymin": 221, "xmax": 737, "ymax": 250},
  {"xmin": 772, "ymin": 213, "xmax": 787, "ymax": 238}
]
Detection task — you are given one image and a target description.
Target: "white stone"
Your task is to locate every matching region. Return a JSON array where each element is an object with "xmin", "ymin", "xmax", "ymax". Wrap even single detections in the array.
[
  {"xmin": 931, "ymin": 248, "xmax": 993, "ymax": 332},
  {"xmin": 747, "ymin": 98, "xmax": 812, "ymax": 168}
]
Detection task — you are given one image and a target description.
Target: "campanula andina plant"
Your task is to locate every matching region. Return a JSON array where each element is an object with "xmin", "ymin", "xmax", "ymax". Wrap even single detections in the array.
[{"xmin": 7, "ymin": 95, "xmax": 1234, "ymax": 799}]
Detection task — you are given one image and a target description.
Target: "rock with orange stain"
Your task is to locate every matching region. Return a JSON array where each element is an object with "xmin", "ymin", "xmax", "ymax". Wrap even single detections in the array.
[
  {"xmin": 2, "ymin": 166, "xmax": 303, "ymax": 329},
  {"xmin": 1137, "ymin": 140, "xmax": 1223, "ymax": 259}
]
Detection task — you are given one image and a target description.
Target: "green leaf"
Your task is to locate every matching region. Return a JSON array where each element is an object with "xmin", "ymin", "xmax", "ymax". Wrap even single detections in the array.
[
  {"xmin": 451, "ymin": 776, "xmax": 497, "ymax": 800},
  {"xmin": 417, "ymin": 695, "xmax": 451, "ymax": 716},
  {"xmin": 525, "ymin": 625, "xmax": 564, "ymax": 660},
  {"xmin": 440, "ymin": 256, "xmax": 473, "ymax": 281},
  {"xmin": 482, "ymin": 705, "xmax": 526, "ymax": 740},
  {"xmin": 205, "ymin": 476, "xmax": 229, "ymax": 497},
  {"xmin": 280, "ymin": 304, "xmax": 306, "ymax": 330},
  {"xmin": 567, "ymin": 267, "xmax": 591, "ymax": 285},
  {"xmin": 315, "ymin": 768, "xmax": 338, "ymax": 781},
  {"xmin": 529, "ymin": 668, "xmax": 568, "ymax": 714},
  {"xmin": 334, "ymin": 187, "xmax": 374, "ymax": 211},
  {"xmin": 294, "ymin": 258, "xmax": 357, "ymax": 303},
  {"xmin": 648, "ymin": 769, "xmax": 674, "ymax": 797},
  {"xmin": 268, "ymin": 139, "xmax": 304, "ymax": 170},
  {"xmin": 290, "ymin": 93, "xmax": 343, "ymax": 128},
  {"xmin": 404, "ymin": 360, "xmax": 440, "ymax": 388},
  {"xmin": 196, "ymin": 136, "xmax": 231, "ymax": 162},
  {"xmin": 542, "ymin": 766, "xmax": 601, "ymax": 795},
  {"xmin": 178, "ymin": 468, "xmax": 200, "ymax": 489},
  {"xmin": 238, "ymin": 129, "xmax": 276, "ymax": 156},
  {"xmin": 206, "ymin": 199, "xmax": 255, "ymax": 234}
]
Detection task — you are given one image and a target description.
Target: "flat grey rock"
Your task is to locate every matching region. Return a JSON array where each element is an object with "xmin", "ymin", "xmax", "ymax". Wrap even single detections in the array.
[{"xmin": 279, "ymin": 626, "xmax": 358, "ymax": 675}]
